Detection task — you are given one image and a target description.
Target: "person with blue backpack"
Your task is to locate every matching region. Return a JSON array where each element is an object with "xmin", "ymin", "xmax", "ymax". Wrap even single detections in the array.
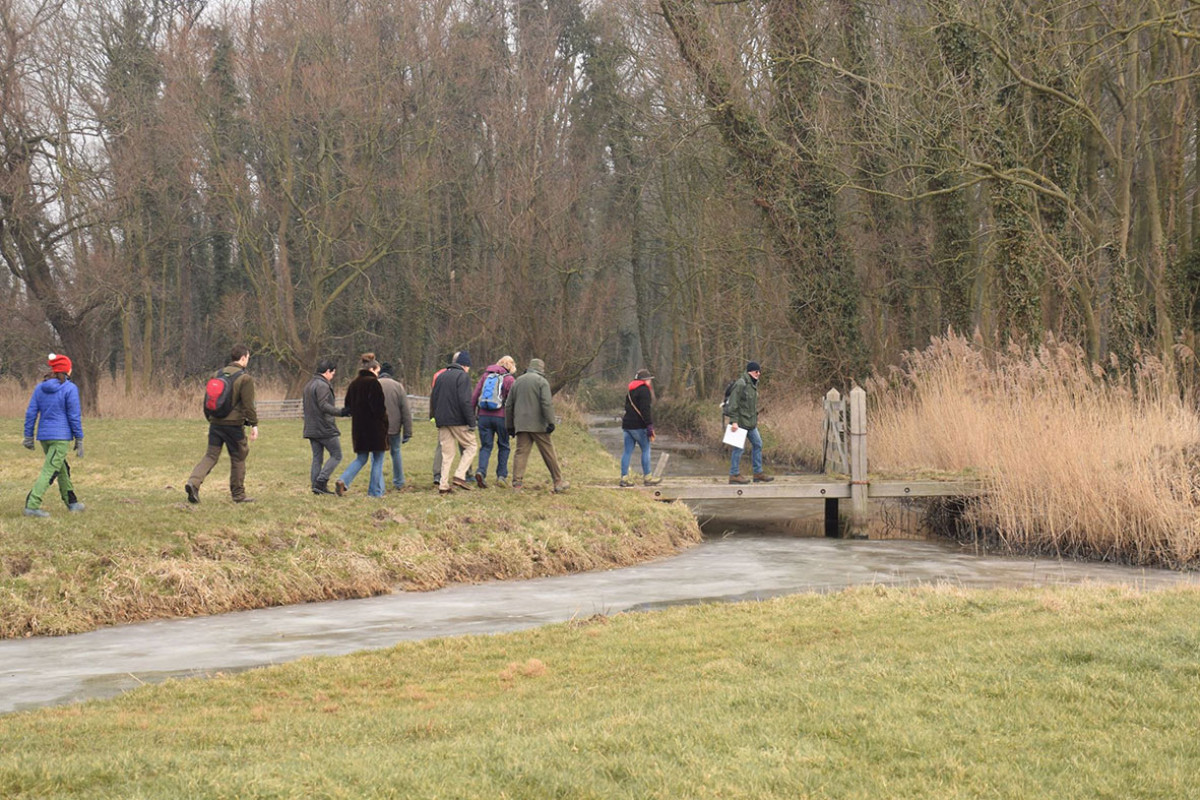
[
  {"xmin": 22, "ymin": 353, "xmax": 85, "ymax": 517},
  {"xmin": 470, "ymin": 355, "xmax": 517, "ymax": 488}
]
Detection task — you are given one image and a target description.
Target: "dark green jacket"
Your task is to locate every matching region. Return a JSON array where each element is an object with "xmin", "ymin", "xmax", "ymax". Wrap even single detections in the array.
[
  {"xmin": 505, "ymin": 360, "xmax": 556, "ymax": 433},
  {"xmin": 212, "ymin": 363, "xmax": 258, "ymax": 428},
  {"xmin": 725, "ymin": 372, "xmax": 758, "ymax": 429}
]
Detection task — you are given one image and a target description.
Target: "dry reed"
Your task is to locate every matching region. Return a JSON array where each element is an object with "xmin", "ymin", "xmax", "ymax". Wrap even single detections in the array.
[
  {"xmin": 864, "ymin": 332, "xmax": 1200, "ymax": 567},
  {"xmin": 0, "ymin": 374, "xmax": 295, "ymax": 419}
]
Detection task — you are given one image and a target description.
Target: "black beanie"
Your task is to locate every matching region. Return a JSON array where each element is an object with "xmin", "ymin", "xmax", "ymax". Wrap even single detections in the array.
[
  {"xmin": 746, "ymin": 361, "xmax": 762, "ymax": 373},
  {"xmin": 455, "ymin": 350, "xmax": 472, "ymax": 368}
]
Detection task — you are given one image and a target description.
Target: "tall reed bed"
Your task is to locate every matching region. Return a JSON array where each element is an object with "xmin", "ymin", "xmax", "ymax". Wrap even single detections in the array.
[
  {"xmin": 867, "ymin": 333, "xmax": 1200, "ymax": 567},
  {"xmin": 0, "ymin": 374, "xmax": 294, "ymax": 419}
]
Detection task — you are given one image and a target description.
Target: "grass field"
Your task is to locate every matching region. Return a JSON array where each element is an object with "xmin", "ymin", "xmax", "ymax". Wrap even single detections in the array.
[
  {"xmin": 0, "ymin": 415, "xmax": 700, "ymax": 638},
  {"xmin": 2, "ymin": 584, "xmax": 1198, "ymax": 798}
]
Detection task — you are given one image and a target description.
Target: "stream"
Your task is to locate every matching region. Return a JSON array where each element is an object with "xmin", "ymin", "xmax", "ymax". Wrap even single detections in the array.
[{"xmin": 2, "ymin": 419, "xmax": 1196, "ymax": 715}]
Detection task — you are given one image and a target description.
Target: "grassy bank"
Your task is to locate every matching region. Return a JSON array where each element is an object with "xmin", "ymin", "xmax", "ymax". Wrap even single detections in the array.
[
  {"xmin": 0, "ymin": 415, "xmax": 699, "ymax": 638},
  {"xmin": 3, "ymin": 584, "xmax": 1198, "ymax": 798}
]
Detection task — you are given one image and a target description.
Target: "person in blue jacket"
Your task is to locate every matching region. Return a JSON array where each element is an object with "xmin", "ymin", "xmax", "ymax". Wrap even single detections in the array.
[{"xmin": 22, "ymin": 352, "xmax": 85, "ymax": 517}]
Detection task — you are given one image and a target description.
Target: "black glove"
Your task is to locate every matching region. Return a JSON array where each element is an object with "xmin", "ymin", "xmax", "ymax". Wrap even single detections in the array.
[
  {"xmin": 23, "ymin": 436, "xmax": 35, "ymax": 450},
  {"xmin": 401, "ymin": 435, "xmax": 411, "ymax": 444},
  {"xmin": 545, "ymin": 423, "xmax": 556, "ymax": 435},
  {"xmin": 75, "ymin": 439, "xmax": 84, "ymax": 459},
  {"xmin": 507, "ymin": 426, "xmax": 516, "ymax": 438}
]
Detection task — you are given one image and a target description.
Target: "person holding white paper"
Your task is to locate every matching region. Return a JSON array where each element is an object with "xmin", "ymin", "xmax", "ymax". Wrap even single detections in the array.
[{"xmin": 725, "ymin": 361, "xmax": 773, "ymax": 484}]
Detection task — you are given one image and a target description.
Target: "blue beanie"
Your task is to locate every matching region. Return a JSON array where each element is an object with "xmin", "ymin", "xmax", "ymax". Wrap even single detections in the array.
[
  {"xmin": 455, "ymin": 350, "xmax": 472, "ymax": 367},
  {"xmin": 746, "ymin": 361, "xmax": 761, "ymax": 373}
]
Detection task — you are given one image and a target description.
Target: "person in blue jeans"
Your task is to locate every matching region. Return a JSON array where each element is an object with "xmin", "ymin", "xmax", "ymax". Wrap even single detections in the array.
[
  {"xmin": 335, "ymin": 353, "xmax": 389, "ymax": 498},
  {"xmin": 378, "ymin": 363, "xmax": 413, "ymax": 490},
  {"xmin": 471, "ymin": 355, "xmax": 516, "ymax": 488},
  {"xmin": 726, "ymin": 361, "xmax": 773, "ymax": 484},
  {"xmin": 620, "ymin": 368, "xmax": 661, "ymax": 487}
]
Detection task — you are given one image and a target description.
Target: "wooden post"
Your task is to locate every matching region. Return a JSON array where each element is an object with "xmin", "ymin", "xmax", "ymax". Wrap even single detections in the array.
[
  {"xmin": 848, "ymin": 386, "xmax": 868, "ymax": 538},
  {"xmin": 821, "ymin": 388, "xmax": 848, "ymax": 475},
  {"xmin": 824, "ymin": 497, "xmax": 840, "ymax": 537},
  {"xmin": 651, "ymin": 452, "xmax": 670, "ymax": 481}
]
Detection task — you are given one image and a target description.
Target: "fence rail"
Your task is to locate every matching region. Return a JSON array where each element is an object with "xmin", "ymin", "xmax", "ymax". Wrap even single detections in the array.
[{"xmin": 256, "ymin": 395, "xmax": 430, "ymax": 420}]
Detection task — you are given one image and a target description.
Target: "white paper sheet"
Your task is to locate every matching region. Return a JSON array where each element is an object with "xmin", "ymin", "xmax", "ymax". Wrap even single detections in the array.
[{"xmin": 723, "ymin": 424, "xmax": 748, "ymax": 449}]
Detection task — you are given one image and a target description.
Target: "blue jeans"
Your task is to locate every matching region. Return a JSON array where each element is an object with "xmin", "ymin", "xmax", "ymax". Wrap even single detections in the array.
[
  {"xmin": 476, "ymin": 415, "xmax": 510, "ymax": 479},
  {"xmin": 621, "ymin": 428, "xmax": 651, "ymax": 476},
  {"xmin": 730, "ymin": 427, "xmax": 763, "ymax": 476},
  {"xmin": 338, "ymin": 451, "xmax": 385, "ymax": 497},
  {"xmin": 388, "ymin": 434, "xmax": 406, "ymax": 488}
]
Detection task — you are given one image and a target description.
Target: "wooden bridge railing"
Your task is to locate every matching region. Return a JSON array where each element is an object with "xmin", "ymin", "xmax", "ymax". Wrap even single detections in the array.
[{"xmin": 256, "ymin": 395, "xmax": 430, "ymax": 420}]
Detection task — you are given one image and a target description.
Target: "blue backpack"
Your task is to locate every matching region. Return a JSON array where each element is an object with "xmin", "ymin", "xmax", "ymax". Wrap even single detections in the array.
[{"xmin": 478, "ymin": 372, "xmax": 505, "ymax": 410}]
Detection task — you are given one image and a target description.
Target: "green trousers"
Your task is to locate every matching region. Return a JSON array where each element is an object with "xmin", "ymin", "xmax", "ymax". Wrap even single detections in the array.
[{"xmin": 27, "ymin": 440, "xmax": 74, "ymax": 510}]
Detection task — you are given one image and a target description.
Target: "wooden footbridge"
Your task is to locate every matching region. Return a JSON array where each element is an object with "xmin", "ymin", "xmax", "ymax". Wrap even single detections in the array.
[{"xmin": 638, "ymin": 387, "xmax": 982, "ymax": 537}]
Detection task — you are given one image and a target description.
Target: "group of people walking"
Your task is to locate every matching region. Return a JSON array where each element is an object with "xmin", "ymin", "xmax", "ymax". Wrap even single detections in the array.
[{"xmin": 20, "ymin": 346, "xmax": 771, "ymax": 514}]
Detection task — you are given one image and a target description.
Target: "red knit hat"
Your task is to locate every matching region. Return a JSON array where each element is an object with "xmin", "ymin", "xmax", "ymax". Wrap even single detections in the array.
[{"xmin": 48, "ymin": 352, "xmax": 72, "ymax": 374}]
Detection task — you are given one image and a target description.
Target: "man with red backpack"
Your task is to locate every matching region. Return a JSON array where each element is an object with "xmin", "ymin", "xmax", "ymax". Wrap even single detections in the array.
[{"xmin": 185, "ymin": 345, "xmax": 259, "ymax": 504}]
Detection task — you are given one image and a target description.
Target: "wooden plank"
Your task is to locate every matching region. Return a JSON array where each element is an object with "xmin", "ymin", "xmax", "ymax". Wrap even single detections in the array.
[
  {"xmin": 638, "ymin": 477, "xmax": 981, "ymax": 502},
  {"xmin": 641, "ymin": 482, "xmax": 853, "ymax": 501},
  {"xmin": 868, "ymin": 480, "xmax": 983, "ymax": 498}
]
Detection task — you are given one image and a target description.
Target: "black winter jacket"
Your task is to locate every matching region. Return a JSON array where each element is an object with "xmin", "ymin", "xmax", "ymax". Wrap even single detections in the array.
[
  {"xmin": 344, "ymin": 370, "xmax": 389, "ymax": 453},
  {"xmin": 429, "ymin": 364, "xmax": 475, "ymax": 428},
  {"xmin": 302, "ymin": 374, "xmax": 343, "ymax": 439},
  {"xmin": 622, "ymin": 380, "xmax": 654, "ymax": 430}
]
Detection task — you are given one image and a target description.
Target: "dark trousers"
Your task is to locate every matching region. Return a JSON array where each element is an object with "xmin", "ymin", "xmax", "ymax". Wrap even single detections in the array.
[
  {"xmin": 188, "ymin": 424, "xmax": 249, "ymax": 500},
  {"xmin": 309, "ymin": 436, "xmax": 342, "ymax": 487}
]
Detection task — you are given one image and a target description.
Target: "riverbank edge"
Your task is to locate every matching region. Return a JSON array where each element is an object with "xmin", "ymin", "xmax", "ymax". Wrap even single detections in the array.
[{"xmin": 0, "ymin": 417, "xmax": 702, "ymax": 639}]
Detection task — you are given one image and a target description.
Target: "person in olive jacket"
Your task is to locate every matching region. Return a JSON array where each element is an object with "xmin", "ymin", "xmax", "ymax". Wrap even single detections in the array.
[
  {"xmin": 302, "ymin": 358, "xmax": 349, "ymax": 495},
  {"xmin": 185, "ymin": 345, "xmax": 259, "ymax": 504},
  {"xmin": 334, "ymin": 353, "xmax": 389, "ymax": 498},
  {"xmin": 726, "ymin": 360, "xmax": 773, "ymax": 484},
  {"xmin": 504, "ymin": 357, "xmax": 568, "ymax": 493},
  {"xmin": 429, "ymin": 350, "xmax": 478, "ymax": 495}
]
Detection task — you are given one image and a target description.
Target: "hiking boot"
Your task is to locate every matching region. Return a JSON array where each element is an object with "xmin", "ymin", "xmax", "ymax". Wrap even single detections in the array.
[
  {"xmin": 233, "ymin": 496, "xmax": 256, "ymax": 504},
  {"xmin": 511, "ymin": 480, "xmax": 524, "ymax": 491},
  {"xmin": 495, "ymin": 478, "xmax": 509, "ymax": 489},
  {"xmin": 185, "ymin": 484, "xmax": 200, "ymax": 504},
  {"xmin": 753, "ymin": 473, "xmax": 775, "ymax": 483},
  {"xmin": 474, "ymin": 473, "xmax": 487, "ymax": 489},
  {"xmin": 618, "ymin": 476, "xmax": 635, "ymax": 488},
  {"xmin": 452, "ymin": 477, "xmax": 473, "ymax": 491},
  {"xmin": 335, "ymin": 480, "xmax": 347, "ymax": 497},
  {"xmin": 68, "ymin": 502, "xmax": 86, "ymax": 512},
  {"xmin": 729, "ymin": 474, "xmax": 751, "ymax": 484},
  {"xmin": 313, "ymin": 480, "xmax": 335, "ymax": 495},
  {"xmin": 643, "ymin": 476, "xmax": 662, "ymax": 486},
  {"xmin": 438, "ymin": 488, "xmax": 453, "ymax": 496},
  {"xmin": 552, "ymin": 481, "xmax": 571, "ymax": 494},
  {"xmin": 23, "ymin": 507, "xmax": 50, "ymax": 518}
]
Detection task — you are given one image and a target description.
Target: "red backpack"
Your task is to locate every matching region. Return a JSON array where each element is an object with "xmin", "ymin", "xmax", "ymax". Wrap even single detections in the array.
[{"xmin": 203, "ymin": 369, "xmax": 244, "ymax": 420}]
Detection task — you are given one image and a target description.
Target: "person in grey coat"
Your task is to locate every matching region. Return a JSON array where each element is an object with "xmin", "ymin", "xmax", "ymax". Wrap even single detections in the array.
[
  {"xmin": 378, "ymin": 362, "xmax": 413, "ymax": 490},
  {"xmin": 302, "ymin": 358, "xmax": 348, "ymax": 495},
  {"xmin": 504, "ymin": 357, "xmax": 568, "ymax": 493}
]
